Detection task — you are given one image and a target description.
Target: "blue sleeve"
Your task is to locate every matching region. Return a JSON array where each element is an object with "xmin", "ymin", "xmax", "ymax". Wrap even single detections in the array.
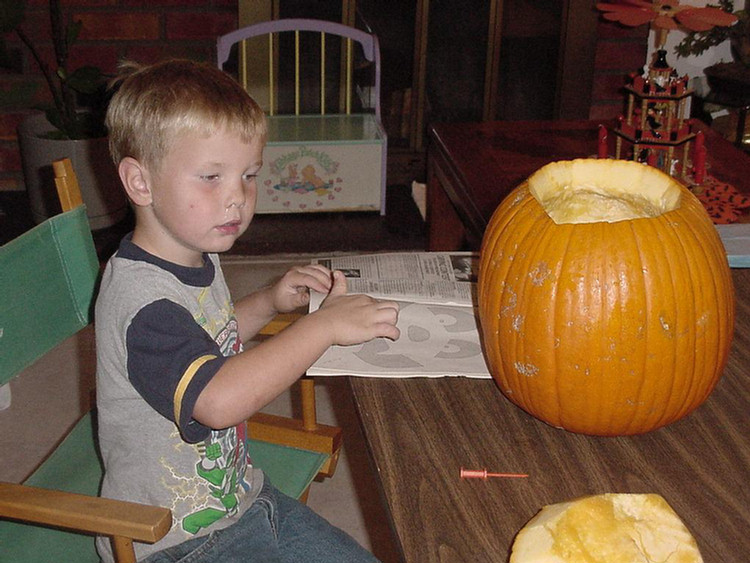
[{"xmin": 126, "ymin": 299, "xmax": 229, "ymax": 443}]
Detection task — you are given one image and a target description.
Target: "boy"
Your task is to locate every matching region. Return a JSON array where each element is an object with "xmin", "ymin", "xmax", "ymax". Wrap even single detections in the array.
[{"xmin": 95, "ymin": 59, "xmax": 400, "ymax": 562}]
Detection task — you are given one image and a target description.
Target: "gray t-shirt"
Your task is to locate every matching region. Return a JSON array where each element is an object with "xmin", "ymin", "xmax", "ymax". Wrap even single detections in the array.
[{"xmin": 95, "ymin": 237, "xmax": 263, "ymax": 562}]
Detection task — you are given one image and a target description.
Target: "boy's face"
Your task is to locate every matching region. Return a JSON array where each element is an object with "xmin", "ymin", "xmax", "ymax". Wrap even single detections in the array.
[{"xmin": 136, "ymin": 127, "xmax": 263, "ymax": 267}]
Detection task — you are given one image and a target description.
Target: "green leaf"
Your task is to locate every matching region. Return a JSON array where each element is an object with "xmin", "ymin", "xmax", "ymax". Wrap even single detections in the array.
[
  {"xmin": 74, "ymin": 111, "xmax": 107, "ymax": 138},
  {"xmin": 44, "ymin": 107, "xmax": 67, "ymax": 136},
  {"xmin": 66, "ymin": 66, "xmax": 104, "ymax": 94},
  {"xmin": 41, "ymin": 106, "xmax": 106, "ymax": 140},
  {"xmin": 1, "ymin": 0, "xmax": 108, "ymax": 139},
  {"xmin": 67, "ymin": 19, "xmax": 82, "ymax": 48}
]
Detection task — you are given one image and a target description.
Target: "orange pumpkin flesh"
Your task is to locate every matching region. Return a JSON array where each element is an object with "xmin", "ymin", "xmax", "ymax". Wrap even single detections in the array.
[{"xmin": 478, "ymin": 159, "xmax": 735, "ymax": 436}]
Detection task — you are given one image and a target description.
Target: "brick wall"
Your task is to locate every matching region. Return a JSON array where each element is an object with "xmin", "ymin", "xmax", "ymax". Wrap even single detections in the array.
[
  {"xmin": 0, "ymin": 0, "xmax": 239, "ymax": 192},
  {"xmin": 0, "ymin": 2, "xmax": 648, "ymax": 193}
]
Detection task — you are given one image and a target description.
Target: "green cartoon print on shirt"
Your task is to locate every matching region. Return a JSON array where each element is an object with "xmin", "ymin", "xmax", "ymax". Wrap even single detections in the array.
[{"xmin": 181, "ymin": 424, "xmax": 249, "ymax": 534}]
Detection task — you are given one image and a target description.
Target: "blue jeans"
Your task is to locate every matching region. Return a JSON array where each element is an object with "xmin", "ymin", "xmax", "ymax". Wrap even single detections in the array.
[{"xmin": 142, "ymin": 478, "xmax": 379, "ymax": 563}]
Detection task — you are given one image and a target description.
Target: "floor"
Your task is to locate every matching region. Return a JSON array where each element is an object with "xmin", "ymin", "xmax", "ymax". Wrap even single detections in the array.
[{"xmin": 0, "ymin": 185, "xmax": 427, "ymax": 561}]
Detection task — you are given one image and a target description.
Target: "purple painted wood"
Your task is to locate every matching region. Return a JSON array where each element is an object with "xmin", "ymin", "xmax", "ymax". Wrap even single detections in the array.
[{"xmin": 217, "ymin": 19, "xmax": 382, "ymax": 123}]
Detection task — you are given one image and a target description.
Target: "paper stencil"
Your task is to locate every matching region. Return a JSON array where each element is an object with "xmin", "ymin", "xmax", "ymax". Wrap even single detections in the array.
[{"xmin": 309, "ymin": 302, "xmax": 491, "ymax": 378}]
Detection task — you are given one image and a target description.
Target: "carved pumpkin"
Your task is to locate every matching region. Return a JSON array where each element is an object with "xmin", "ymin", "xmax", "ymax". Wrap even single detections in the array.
[{"xmin": 478, "ymin": 159, "xmax": 734, "ymax": 435}]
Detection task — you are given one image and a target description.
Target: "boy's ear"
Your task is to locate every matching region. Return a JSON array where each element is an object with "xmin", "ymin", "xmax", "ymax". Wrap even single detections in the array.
[{"xmin": 118, "ymin": 157, "xmax": 153, "ymax": 206}]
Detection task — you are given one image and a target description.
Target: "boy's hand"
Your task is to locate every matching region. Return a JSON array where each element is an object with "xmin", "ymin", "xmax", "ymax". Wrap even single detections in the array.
[
  {"xmin": 317, "ymin": 270, "xmax": 400, "ymax": 345},
  {"xmin": 271, "ymin": 264, "xmax": 334, "ymax": 313}
]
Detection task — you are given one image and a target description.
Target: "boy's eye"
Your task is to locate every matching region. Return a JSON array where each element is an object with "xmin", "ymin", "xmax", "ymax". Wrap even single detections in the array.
[
  {"xmin": 243, "ymin": 173, "xmax": 258, "ymax": 182},
  {"xmin": 200, "ymin": 174, "xmax": 220, "ymax": 181}
]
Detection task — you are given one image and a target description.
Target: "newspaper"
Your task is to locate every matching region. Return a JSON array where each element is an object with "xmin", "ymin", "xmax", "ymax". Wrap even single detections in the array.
[{"xmin": 307, "ymin": 252, "xmax": 491, "ymax": 378}]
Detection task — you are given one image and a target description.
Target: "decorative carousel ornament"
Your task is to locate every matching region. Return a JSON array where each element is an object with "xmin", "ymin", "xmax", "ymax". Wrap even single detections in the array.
[{"xmin": 595, "ymin": 1, "xmax": 738, "ymax": 184}]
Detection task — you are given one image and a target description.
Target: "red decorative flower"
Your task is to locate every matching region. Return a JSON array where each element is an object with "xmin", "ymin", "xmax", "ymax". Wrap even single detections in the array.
[{"xmin": 597, "ymin": 0, "xmax": 738, "ymax": 32}]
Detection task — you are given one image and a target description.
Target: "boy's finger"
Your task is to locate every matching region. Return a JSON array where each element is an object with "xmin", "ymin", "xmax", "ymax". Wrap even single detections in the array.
[
  {"xmin": 378, "ymin": 304, "xmax": 400, "ymax": 329},
  {"xmin": 308, "ymin": 263, "xmax": 332, "ymax": 276},
  {"xmin": 378, "ymin": 300, "xmax": 400, "ymax": 313},
  {"xmin": 290, "ymin": 266, "xmax": 332, "ymax": 293},
  {"xmin": 299, "ymin": 264, "xmax": 333, "ymax": 284},
  {"xmin": 378, "ymin": 324, "xmax": 401, "ymax": 341},
  {"xmin": 328, "ymin": 270, "xmax": 348, "ymax": 296}
]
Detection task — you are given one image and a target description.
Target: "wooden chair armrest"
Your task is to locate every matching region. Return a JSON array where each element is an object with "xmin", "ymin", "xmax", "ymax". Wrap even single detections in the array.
[
  {"xmin": 249, "ymin": 412, "xmax": 343, "ymax": 478},
  {"xmin": 254, "ymin": 312, "xmax": 344, "ymax": 478},
  {"xmin": 258, "ymin": 312, "xmax": 303, "ymax": 336},
  {"xmin": 0, "ymin": 482, "xmax": 171, "ymax": 543}
]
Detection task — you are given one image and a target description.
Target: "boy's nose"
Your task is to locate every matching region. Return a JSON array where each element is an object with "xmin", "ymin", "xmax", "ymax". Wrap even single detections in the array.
[{"xmin": 225, "ymin": 183, "xmax": 247, "ymax": 210}]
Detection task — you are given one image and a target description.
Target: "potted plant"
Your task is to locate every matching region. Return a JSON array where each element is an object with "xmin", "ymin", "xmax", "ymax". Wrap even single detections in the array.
[
  {"xmin": 674, "ymin": 0, "xmax": 749, "ymax": 67},
  {"xmin": 0, "ymin": 0, "xmax": 127, "ymax": 229},
  {"xmin": 673, "ymin": 0, "xmax": 750, "ymax": 108}
]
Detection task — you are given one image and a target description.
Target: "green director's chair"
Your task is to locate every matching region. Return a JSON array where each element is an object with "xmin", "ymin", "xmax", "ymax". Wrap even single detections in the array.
[{"xmin": 0, "ymin": 158, "xmax": 341, "ymax": 562}]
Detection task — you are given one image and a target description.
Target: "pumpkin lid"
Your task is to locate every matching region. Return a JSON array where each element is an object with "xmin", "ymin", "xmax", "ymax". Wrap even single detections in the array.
[
  {"xmin": 528, "ymin": 159, "xmax": 682, "ymax": 225},
  {"xmin": 510, "ymin": 493, "xmax": 703, "ymax": 563}
]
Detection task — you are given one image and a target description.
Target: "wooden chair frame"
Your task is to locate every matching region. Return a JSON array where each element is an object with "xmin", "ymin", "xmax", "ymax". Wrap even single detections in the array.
[
  {"xmin": 0, "ymin": 158, "xmax": 342, "ymax": 561},
  {"xmin": 0, "ymin": 158, "xmax": 170, "ymax": 562}
]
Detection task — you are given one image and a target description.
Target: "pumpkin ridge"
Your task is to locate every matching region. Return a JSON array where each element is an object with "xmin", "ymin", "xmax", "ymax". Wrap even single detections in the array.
[
  {"xmin": 697, "ymin": 189, "xmax": 736, "ymax": 326},
  {"xmin": 594, "ymin": 221, "xmax": 633, "ymax": 434},
  {"xmin": 640, "ymin": 215, "xmax": 682, "ymax": 433},
  {"xmin": 673, "ymin": 204, "xmax": 704, "ymax": 424},
  {"xmin": 479, "ymin": 185, "xmax": 532, "ymax": 320},
  {"xmin": 669, "ymin": 203, "xmax": 711, "ymax": 425},
  {"xmin": 594, "ymin": 221, "xmax": 617, "ymax": 433},
  {"xmin": 480, "ymin": 190, "xmax": 515, "ymax": 398},
  {"xmin": 620, "ymin": 219, "xmax": 651, "ymax": 436},
  {"xmin": 585, "ymin": 222, "xmax": 627, "ymax": 433},
  {"xmin": 560, "ymin": 224, "xmax": 602, "ymax": 432},
  {"xmin": 652, "ymin": 213, "xmax": 690, "ymax": 430},
  {"xmin": 498, "ymin": 191, "xmax": 552, "ymax": 413},
  {"xmin": 623, "ymin": 221, "xmax": 653, "ymax": 434},
  {"xmin": 513, "ymin": 203, "xmax": 569, "ymax": 424},
  {"xmin": 550, "ymin": 223, "xmax": 573, "ymax": 427},
  {"xmin": 551, "ymin": 223, "xmax": 577, "ymax": 430},
  {"xmin": 680, "ymin": 194, "xmax": 733, "ymax": 415},
  {"xmin": 683, "ymin": 195, "xmax": 727, "ymax": 415}
]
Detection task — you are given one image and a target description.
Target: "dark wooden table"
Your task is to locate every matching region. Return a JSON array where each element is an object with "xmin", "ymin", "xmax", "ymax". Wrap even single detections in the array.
[
  {"xmin": 348, "ymin": 119, "xmax": 750, "ymax": 563},
  {"xmin": 424, "ymin": 119, "xmax": 750, "ymax": 251}
]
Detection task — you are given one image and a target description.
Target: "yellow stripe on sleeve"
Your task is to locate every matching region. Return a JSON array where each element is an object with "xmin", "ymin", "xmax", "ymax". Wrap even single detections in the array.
[{"xmin": 174, "ymin": 354, "xmax": 217, "ymax": 425}]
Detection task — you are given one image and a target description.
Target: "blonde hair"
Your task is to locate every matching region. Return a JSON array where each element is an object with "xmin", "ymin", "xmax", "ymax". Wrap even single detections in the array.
[{"xmin": 106, "ymin": 59, "xmax": 267, "ymax": 170}]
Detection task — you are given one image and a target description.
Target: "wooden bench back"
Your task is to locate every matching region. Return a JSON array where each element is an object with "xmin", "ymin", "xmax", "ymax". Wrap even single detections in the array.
[{"xmin": 217, "ymin": 18, "xmax": 382, "ymax": 120}]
